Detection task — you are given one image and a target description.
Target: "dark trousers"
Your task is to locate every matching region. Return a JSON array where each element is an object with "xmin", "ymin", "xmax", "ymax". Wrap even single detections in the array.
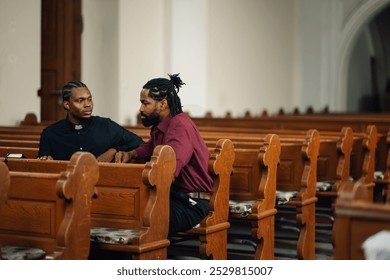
[{"xmin": 169, "ymin": 192, "xmax": 209, "ymax": 236}]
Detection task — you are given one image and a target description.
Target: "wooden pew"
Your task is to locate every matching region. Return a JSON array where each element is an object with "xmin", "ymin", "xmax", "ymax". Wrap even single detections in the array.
[
  {"xmin": 331, "ymin": 126, "xmax": 383, "ymax": 259},
  {"xmin": 9, "ymin": 112, "xmax": 389, "ymax": 173},
  {"xmin": 0, "ymin": 146, "xmax": 38, "ymax": 158},
  {"xmin": 374, "ymin": 130, "xmax": 390, "ymax": 202},
  {"xmin": 196, "ymin": 125, "xmax": 377, "ymax": 207},
  {"xmin": 315, "ymin": 125, "xmax": 377, "ymax": 210},
  {"xmin": 90, "ymin": 145, "xmax": 176, "ymax": 259},
  {"xmin": 276, "ymin": 130, "xmax": 320, "ymax": 260},
  {"xmin": 1, "ymin": 119, "xmax": 240, "ymax": 259},
  {"xmin": 170, "ymin": 139, "xmax": 235, "ymax": 260},
  {"xmin": 0, "ymin": 152, "xmax": 98, "ymax": 260},
  {"xmin": 0, "ymin": 127, "xmax": 43, "ymax": 135},
  {"xmin": 189, "ymin": 113, "xmax": 388, "ymax": 175},
  {"xmin": 8, "ymin": 113, "xmax": 377, "ymax": 181},
  {"xmin": 2, "ymin": 140, "xmax": 236, "ymax": 260},
  {"xmin": 11, "ymin": 123, "xmax": 380, "ymax": 260},
  {"xmin": 123, "ymin": 126, "xmax": 322, "ymax": 259},
  {"xmin": 0, "ymin": 139, "xmax": 39, "ymax": 148},
  {"xmin": 199, "ymin": 128, "xmax": 351, "ymax": 192},
  {"xmin": 1, "ymin": 127, "xmax": 274, "ymax": 259},
  {"xmin": 2, "ymin": 126, "xmax": 317, "ymax": 259},
  {"xmin": 333, "ymin": 179, "xmax": 390, "ymax": 259},
  {"xmin": 0, "ymin": 134, "xmax": 40, "ymax": 141},
  {"xmin": 2, "ymin": 145, "xmax": 176, "ymax": 260},
  {"xmin": 196, "ymin": 124, "xmax": 380, "ymax": 180},
  {"xmin": 9, "ymin": 112, "xmax": 380, "ymax": 260},
  {"xmin": 200, "ymin": 126, "xmax": 377, "ymax": 258},
  {"xmin": 206, "ymin": 130, "xmax": 320, "ymax": 259},
  {"xmin": 171, "ymin": 136, "xmax": 280, "ymax": 260},
  {"xmin": 0, "ymin": 162, "xmax": 10, "ymax": 260},
  {"xmin": 190, "ymin": 112, "xmax": 390, "ymax": 133},
  {"xmin": 227, "ymin": 134, "xmax": 281, "ymax": 259}
]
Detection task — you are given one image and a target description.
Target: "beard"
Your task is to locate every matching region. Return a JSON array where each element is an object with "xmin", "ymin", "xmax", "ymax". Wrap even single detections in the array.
[{"xmin": 141, "ymin": 111, "xmax": 161, "ymax": 127}]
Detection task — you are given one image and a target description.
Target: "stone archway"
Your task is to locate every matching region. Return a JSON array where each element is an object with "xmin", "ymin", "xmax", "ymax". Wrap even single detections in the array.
[{"xmin": 334, "ymin": 0, "xmax": 390, "ymax": 111}]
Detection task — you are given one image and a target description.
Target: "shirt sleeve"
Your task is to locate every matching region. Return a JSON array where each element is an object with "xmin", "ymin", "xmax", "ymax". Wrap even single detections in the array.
[
  {"xmin": 134, "ymin": 139, "xmax": 155, "ymax": 160},
  {"xmin": 163, "ymin": 121, "xmax": 193, "ymax": 177},
  {"xmin": 37, "ymin": 129, "xmax": 52, "ymax": 158},
  {"xmin": 108, "ymin": 120, "xmax": 144, "ymax": 152}
]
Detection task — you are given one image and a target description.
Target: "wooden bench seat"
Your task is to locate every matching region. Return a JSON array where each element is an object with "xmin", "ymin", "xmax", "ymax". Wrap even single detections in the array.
[
  {"xmin": 203, "ymin": 130, "xmax": 320, "ymax": 259},
  {"xmin": 200, "ymin": 126, "xmax": 377, "ymax": 255},
  {"xmin": 2, "ymin": 145, "xmax": 176, "ymax": 260},
  {"xmin": 2, "ymin": 140, "xmax": 235, "ymax": 260},
  {"xmin": 0, "ymin": 162, "xmax": 10, "ymax": 259},
  {"xmin": 188, "ymin": 113, "xmax": 387, "ymax": 175},
  {"xmin": 198, "ymin": 126, "xmax": 377, "ymax": 202},
  {"xmin": 113, "ymin": 126, "xmax": 322, "ymax": 259},
  {"xmin": 333, "ymin": 179, "xmax": 390, "ymax": 259},
  {"xmin": 227, "ymin": 134, "xmax": 280, "ymax": 259},
  {"xmin": 169, "ymin": 139, "xmax": 235, "ymax": 260},
  {"xmin": 89, "ymin": 145, "xmax": 175, "ymax": 259},
  {"xmin": 177, "ymin": 136, "xmax": 280, "ymax": 260},
  {"xmin": 0, "ymin": 152, "xmax": 98, "ymax": 260}
]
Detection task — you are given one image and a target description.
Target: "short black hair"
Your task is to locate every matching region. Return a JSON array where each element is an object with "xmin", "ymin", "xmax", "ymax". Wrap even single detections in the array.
[
  {"xmin": 143, "ymin": 73, "xmax": 185, "ymax": 116},
  {"xmin": 62, "ymin": 81, "xmax": 87, "ymax": 102}
]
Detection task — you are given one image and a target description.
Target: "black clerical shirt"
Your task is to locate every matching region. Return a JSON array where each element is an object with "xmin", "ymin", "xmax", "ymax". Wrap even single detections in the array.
[{"xmin": 38, "ymin": 116, "xmax": 144, "ymax": 160}]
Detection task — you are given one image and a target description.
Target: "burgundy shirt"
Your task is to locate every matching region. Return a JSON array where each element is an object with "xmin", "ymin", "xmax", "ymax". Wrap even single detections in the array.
[{"xmin": 135, "ymin": 113, "xmax": 213, "ymax": 193}]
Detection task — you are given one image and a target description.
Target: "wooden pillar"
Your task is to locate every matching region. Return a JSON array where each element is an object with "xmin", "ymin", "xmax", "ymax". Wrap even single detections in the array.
[{"xmin": 39, "ymin": 0, "xmax": 82, "ymax": 122}]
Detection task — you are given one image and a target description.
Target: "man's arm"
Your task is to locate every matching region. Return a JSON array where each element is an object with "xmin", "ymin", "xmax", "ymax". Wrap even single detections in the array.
[
  {"xmin": 97, "ymin": 148, "xmax": 117, "ymax": 162},
  {"xmin": 37, "ymin": 129, "xmax": 54, "ymax": 160},
  {"xmin": 108, "ymin": 121, "xmax": 144, "ymax": 152},
  {"xmin": 115, "ymin": 150, "xmax": 138, "ymax": 163}
]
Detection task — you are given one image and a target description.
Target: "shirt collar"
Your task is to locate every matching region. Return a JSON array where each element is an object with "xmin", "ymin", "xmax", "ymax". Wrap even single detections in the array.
[
  {"xmin": 65, "ymin": 116, "xmax": 93, "ymax": 131},
  {"xmin": 154, "ymin": 114, "xmax": 173, "ymax": 133}
]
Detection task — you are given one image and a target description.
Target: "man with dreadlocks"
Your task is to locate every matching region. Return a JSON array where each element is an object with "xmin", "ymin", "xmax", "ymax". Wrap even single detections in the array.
[
  {"xmin": 38, "ymin": 81, "xmax": 143, "ymax": 161},
  {"xmin": 115, "ymin": 73, "xmax": 213, "ymax": 235}
]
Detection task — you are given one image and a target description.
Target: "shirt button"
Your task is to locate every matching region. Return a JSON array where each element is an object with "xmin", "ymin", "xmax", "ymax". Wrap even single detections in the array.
[
  {"xmin": 77, "ymin": 132, "xmax": 81, "ymax": 135},
  {"xmin": 80, "ymin": 147, "xmax": 83, "ymax": 150}
]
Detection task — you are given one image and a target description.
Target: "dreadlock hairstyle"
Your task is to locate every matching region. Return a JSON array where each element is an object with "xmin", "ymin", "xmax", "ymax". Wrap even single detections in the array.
[
  {"xmin": 62, "ymin": 81, "xmax": 88, "ymax": 102},
  {"xmin": 143, "ymin": 73, "xmax": 185, "ymax": 116}
]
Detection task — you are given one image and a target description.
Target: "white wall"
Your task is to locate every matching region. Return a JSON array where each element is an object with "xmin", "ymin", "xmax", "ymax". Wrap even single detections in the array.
[
  {"xmin": 82, "ymin": 0, "xmax": 119, "ymax": 121},
  {"xmin": 294, "ymin": 0, "xmax": 341, "ymax": 112},
  {"xmin": 117, "ymin": 0, "xmax": 168, "ymax": 125},
  {"xmin": 207, "ymin": 0, "xmax": 295, "ymax": 117},
  {"xmin": 170, "ymin": 0, "xmax": 208, "ymax": 117},
  {"xmin": 0, "ymin": 0, "xmax": 40, "ymax": 125}
]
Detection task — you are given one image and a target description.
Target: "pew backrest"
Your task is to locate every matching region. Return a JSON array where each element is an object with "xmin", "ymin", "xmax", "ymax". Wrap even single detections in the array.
[
  {"xmin": 203, "ymin": 138, "xmax": 235, "ymax": 227},
  {"xmin": 1, "ymin": 145, "xmax": 176, "ymax": 259},
  {"xmin": 0, "ymin": 152, "xmax": 99, "ymax": 259},
  {"xmin": 334, "ymin": 179, "xmax": 390, "ymax": 259},
  {"xmin": 0, "ymin": 162, "xmax": 10, "ymax": 259}
]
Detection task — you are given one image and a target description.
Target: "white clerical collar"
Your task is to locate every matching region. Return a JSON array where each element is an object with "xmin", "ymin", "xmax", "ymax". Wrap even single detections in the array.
[{"xmin": 75, "ymin": 124, "xmax": 83, "ymax": 130}]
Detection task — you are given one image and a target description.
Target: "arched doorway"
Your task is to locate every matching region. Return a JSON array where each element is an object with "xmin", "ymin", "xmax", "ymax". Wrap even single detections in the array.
[{"xmin": 335, "ymin": 0, "xmax": 390, "ymax": 112}]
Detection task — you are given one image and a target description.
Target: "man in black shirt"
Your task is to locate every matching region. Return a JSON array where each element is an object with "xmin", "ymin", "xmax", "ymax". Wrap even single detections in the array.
[{"xmin": 38, "ymin": 81, "xmax": 143, "ymax": 161}]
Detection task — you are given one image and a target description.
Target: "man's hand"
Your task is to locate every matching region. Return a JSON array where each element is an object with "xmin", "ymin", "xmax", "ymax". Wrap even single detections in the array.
[
  {"xmin": 115, "ymin": 150, "xmax": 137, "ymax": 163},
  {"xmin": 97, "ymin": 148, "xmax": 117, "ymax": 162},
  {"xmin": 38, "ymin": 155, "xmax": 53, "ymax": 160}
]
